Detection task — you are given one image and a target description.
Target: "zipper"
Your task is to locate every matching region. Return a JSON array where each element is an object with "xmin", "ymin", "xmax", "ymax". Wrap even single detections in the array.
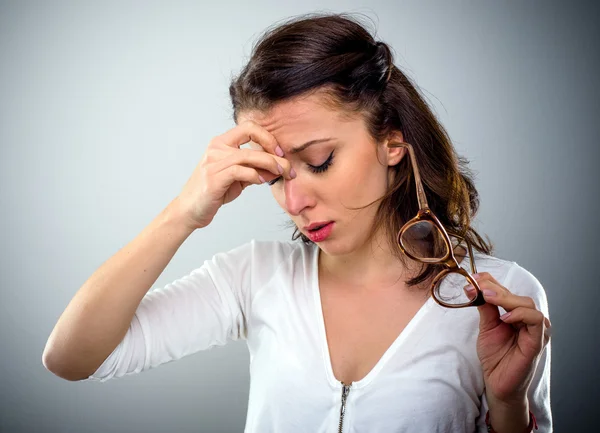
[{"xmin": 337, "ymin": 381, "xmax": 352, "ymax": 433}]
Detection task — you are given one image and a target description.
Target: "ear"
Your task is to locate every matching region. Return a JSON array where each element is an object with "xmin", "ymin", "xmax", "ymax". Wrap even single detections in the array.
[{"xmin": 385, "ymin": 131, "xmax": 407, "ymax": 167}]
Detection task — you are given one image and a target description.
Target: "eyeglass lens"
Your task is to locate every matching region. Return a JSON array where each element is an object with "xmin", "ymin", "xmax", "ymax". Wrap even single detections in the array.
[{"xmin": 400, "ymin": 221, "xmax": 477, "ymax": 307}]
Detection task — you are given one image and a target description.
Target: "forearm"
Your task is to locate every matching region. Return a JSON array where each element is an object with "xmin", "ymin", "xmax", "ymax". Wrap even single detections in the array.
[{"xmin": 42, "ymin": 198, "xmax": 195, "ymax": 380}]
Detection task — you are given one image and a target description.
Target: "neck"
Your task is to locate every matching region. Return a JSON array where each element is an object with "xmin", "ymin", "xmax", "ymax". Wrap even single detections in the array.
[{"xmin": 318, "ymin": 228, "xmax": 423, "ymax": 292}]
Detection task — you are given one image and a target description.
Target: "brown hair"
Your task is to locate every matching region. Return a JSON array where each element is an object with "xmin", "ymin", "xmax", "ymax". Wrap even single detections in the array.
[{"xmin": 229, "ymin": 13, "xmax": 493, "ymax": 287}]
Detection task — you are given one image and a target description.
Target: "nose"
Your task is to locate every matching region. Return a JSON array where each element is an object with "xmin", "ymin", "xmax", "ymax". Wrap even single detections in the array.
[{"xmin": 282, "ymin": 175, "xmax": 315, "ymax": 216}]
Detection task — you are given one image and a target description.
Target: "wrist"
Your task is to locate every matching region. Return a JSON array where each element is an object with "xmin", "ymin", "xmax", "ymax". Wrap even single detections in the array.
[
  {"xmin": 166, "ymin": 197, "xmax": 201, "ymax": 233},
  {"xmin": 486, "ymin": 395, "xmax": 531, "ymax": 433}
]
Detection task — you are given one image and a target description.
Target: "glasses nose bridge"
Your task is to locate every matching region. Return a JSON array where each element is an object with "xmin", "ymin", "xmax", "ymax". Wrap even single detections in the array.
[{"xmin": 441, "ymin": 253, "xmax": 461, "ymax": 270}]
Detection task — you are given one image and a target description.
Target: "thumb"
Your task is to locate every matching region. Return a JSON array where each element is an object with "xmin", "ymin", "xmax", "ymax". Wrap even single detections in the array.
[
  {"xmin": 477, "ymin": 301, "xmax": 502, "ymax": 333},
  {"xmin": 465, "ymin": 285, "xmax": 502, "ymax": 332}
]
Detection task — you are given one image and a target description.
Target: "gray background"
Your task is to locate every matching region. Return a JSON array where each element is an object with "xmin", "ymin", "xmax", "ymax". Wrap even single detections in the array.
[{"xmin": 1, "ymin": 0, "xmax": 598, "ymax": 432}]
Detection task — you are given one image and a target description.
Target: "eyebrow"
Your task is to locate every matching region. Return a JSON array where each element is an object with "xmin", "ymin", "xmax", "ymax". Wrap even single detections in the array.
[{"xmin": 289, "ymin": 138, "xmax": 335, "ymax": 154}]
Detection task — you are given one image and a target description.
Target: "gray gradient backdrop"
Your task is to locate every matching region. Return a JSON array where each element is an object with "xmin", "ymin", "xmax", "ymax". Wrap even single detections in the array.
[{"xmin": 1, "ymin": 1, "xmax": 598, "ymax": 432}]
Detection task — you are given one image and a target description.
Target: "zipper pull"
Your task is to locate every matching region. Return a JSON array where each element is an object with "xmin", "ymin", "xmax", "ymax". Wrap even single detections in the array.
[
  {"xmin": 340, "ymin": 382, "xmax": 351, "ymax": 416},
  {"xmin": 338, "ymin": 382, "xmax": 352, "ymax": 433},
  {"xmin": 341, "ymin": 381, "xmax": 351, "ymax": 399}
]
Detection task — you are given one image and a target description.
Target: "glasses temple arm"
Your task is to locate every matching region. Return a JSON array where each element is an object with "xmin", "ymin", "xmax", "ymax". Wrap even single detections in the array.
[{"xmin": 388, "ymin": 142, "xmax": 429, "ymax": 209}]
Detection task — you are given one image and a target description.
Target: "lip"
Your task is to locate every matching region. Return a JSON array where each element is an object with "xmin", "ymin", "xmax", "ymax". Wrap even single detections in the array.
[
  {"xmin": 304, "ymin": 221, "xmax": 334, "ymax": 231},
  {"xmin": 305, "ymin": 221, "xmax": 335, "ymax": 242}
]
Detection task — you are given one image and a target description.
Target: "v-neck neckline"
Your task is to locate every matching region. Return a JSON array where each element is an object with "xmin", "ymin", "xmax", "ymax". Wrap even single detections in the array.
[{"xmin": 310, "ymin": 244, "xmax": 439, "ymax": 390}]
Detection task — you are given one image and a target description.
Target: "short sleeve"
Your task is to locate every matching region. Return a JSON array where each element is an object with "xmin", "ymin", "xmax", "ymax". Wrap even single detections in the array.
[
  {"xmin": 82, "ymin": 240, "xmax": 264, "ymax": 383},
  {"xmin": 477, "ymin": 263, "xmax": 552, "ymax": 431}
]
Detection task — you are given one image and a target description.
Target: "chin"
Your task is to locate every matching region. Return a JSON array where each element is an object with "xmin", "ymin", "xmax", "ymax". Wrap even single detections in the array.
[
  {"xmin": 313, "ymin": 237, "xmax": 357, "ymax": 257},
  {"xmin": 316, "ymin": 224, "xmax": 378, "ymax": 257}
]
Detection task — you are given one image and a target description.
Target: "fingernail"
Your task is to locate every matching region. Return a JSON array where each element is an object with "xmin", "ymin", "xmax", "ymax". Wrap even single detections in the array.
[
  {"xmin": 483, "ymin": 289, "xmax": 496, "ymax": 297},
  {"xmin": 499, "ymin": 311, "xmax": 512, "ymax": 321},
  {"xmin": 472, "ymin": 273, "xmax": 481, "ymax": 280},
  {"xmin": 277, "ymin": 163, "xmax": 284, "ymax": 174},
  {"xmin": 258, "ymin": 175, "xmax": 266, "ymax": 183},
  {"xmin": 275, "ymin": 146, "xmax": 284, "ymax": 157},
  {"xmin": 464, "ymin": 285, "xmax": 476, "ymax": 292},
  {"xmin": 290, "ymin": 168, "xmax": 297, "ymax": 179}
]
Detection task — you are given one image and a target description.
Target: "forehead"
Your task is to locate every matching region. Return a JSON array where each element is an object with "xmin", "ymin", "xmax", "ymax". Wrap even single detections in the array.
[{"xmin": 239, "ymin": 92, "xmax": 363, "ymax": 148}]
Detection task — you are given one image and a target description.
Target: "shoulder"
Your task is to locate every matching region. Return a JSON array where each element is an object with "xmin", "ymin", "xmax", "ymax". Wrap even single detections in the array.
[
  {"xmin": 473, "ymin": 253, "xmax": 549, "ymax": 315},
  {"xmin": 216, "ymin": 238, "xmax": 308, "ymax": 261},
  {"xmin": 209, "ymin": 239, "xmax": 314, "ymax": 276}
]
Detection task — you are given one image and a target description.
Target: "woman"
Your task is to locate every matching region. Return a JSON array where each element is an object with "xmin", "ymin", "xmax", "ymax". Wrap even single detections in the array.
[{"xmin": 42, "ymin": 14, "xmax": 551, "ymax": 432}]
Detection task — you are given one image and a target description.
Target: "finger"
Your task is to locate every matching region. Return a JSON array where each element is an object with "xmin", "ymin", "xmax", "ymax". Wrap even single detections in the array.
[
  {"xmin": 498, "ymin": 306, "xmax": 546, "ymax": 350},
  {"xmin": 466, "ymin": 274, "xmax": 540, "ymax": 333},
  {"xmin": 461, "ymin": 282, "xmax": 503, "ymax": 332},
  {"xmin": 543, "ymin": 316, "xmax": 552, "ymax": 345},
  {"xmin": 212, "ymin": 148, "xmax": 293, "ymax": 182},
  {"xmin": 234, "ymin": 148, "xmax": 293, "ymax": 180},
  {"xmin": 217, "ymin": 120, "xmax": 283, "ymax": 156},
  {"xmin": 472, "ymin": 272, "xmax": 509, "ymax": 293},
  {"xmin": 205, "ymin": 149, "xmax": 283, "ymax": 185},
  {"xmin": 500, "ymin": 306, "xmax": 545, "ymax": 327},
  {"xmin": 475, "ymin": 297, "xmax": 503, "ymax": 333},
  {"xmin": 468, "ymin": 273, "xmax": 546, "ymax": 339},
  {"xmin": 208, "ymin": 144, "xmax": 293, "ymax": 183},
  {"xmin": 221, "ymin": 165, "xmax": 266, "ymax": 186},
  {"xmin": 475, "ymin": 280, "xmax": 537, "ymax": 313}
]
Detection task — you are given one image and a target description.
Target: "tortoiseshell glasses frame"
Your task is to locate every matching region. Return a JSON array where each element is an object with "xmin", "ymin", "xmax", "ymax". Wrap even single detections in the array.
[{"xmin": 387, "ymin": 141, "xmax": 485, "ymax": 308}]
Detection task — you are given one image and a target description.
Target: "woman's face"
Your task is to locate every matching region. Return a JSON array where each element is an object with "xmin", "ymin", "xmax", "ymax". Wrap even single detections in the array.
[{"xmin": 239, "ymin": 92, "xmax": 404, "ymax": 257}]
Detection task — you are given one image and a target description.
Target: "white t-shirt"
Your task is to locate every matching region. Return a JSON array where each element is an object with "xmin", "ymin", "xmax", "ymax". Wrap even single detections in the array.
[{"xmin": 83, "ymin": 239, "xmax": 552, "ymax": 432}]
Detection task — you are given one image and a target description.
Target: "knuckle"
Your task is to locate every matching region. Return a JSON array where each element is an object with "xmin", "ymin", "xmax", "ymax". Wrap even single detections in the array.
[
  {"xmin": 527, "ymin": 308, "xmax": 543, "ymax": 323},
  {"xmin": 204, "ymin": 150, "xmax": 217, "ymax": 164},
  {"xmin": 480, "ymin": 280, "xmax": 500, "ymax": 295},
  {"xmin": 238, "ymin": 148, "xmax": 252, "ymax": 158},
  {"xmin": 246, "ymin": 124, "xmax": 263, "ymax": 139},
  {"xmin": 276, "ymin": 156, "xmax": 288, "ymax": 168},
  {"xmin": 267, "ymin": 134, "xmax": 278, "ymax": 149},
  {"xmin": 475, "ymin": 272, "xmax": 491, "ymax": 283},
  {"xmin": 511, "ymin": 306, "xmax": 523, "ymax": 315},
  {"xmin": 210, "ymin": 148, "xmax": 229, "ymax": 164},
  {"xmin": 524, "ymin": 297, "xmax": 536, "ymax": 309},
  {"xmin": 240, "ymin": 119, "xmax": 256, "ymax": 127},
  {"xmin": 281, "ymin": 158, "xmax": 292, "ymax": 171},
  {"xmin": 209, "ymin": 136, "xmax": 225, "ymax": 148}
]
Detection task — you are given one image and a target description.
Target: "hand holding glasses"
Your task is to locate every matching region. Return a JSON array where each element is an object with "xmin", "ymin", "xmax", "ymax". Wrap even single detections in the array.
[{"xmin": 389, "ymin": 141, "xmax": 552, "ymax": 429}]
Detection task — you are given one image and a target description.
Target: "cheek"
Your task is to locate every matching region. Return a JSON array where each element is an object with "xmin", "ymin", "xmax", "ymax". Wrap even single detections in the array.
[{"xmin": 339, "ymin": 156, "xmax": 387, "ymax": 200}]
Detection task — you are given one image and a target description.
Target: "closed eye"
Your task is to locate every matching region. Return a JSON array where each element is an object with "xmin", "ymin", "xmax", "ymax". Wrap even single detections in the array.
[{"xmin": 268, "ymin": 151, "xmax": 335, "ymax": 186}]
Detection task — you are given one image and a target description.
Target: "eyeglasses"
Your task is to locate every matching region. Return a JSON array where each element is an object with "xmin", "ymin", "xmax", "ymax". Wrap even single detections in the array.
[{"xmin": 388, "ymin": 141, "xmax": 485, "ymax": 308}]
